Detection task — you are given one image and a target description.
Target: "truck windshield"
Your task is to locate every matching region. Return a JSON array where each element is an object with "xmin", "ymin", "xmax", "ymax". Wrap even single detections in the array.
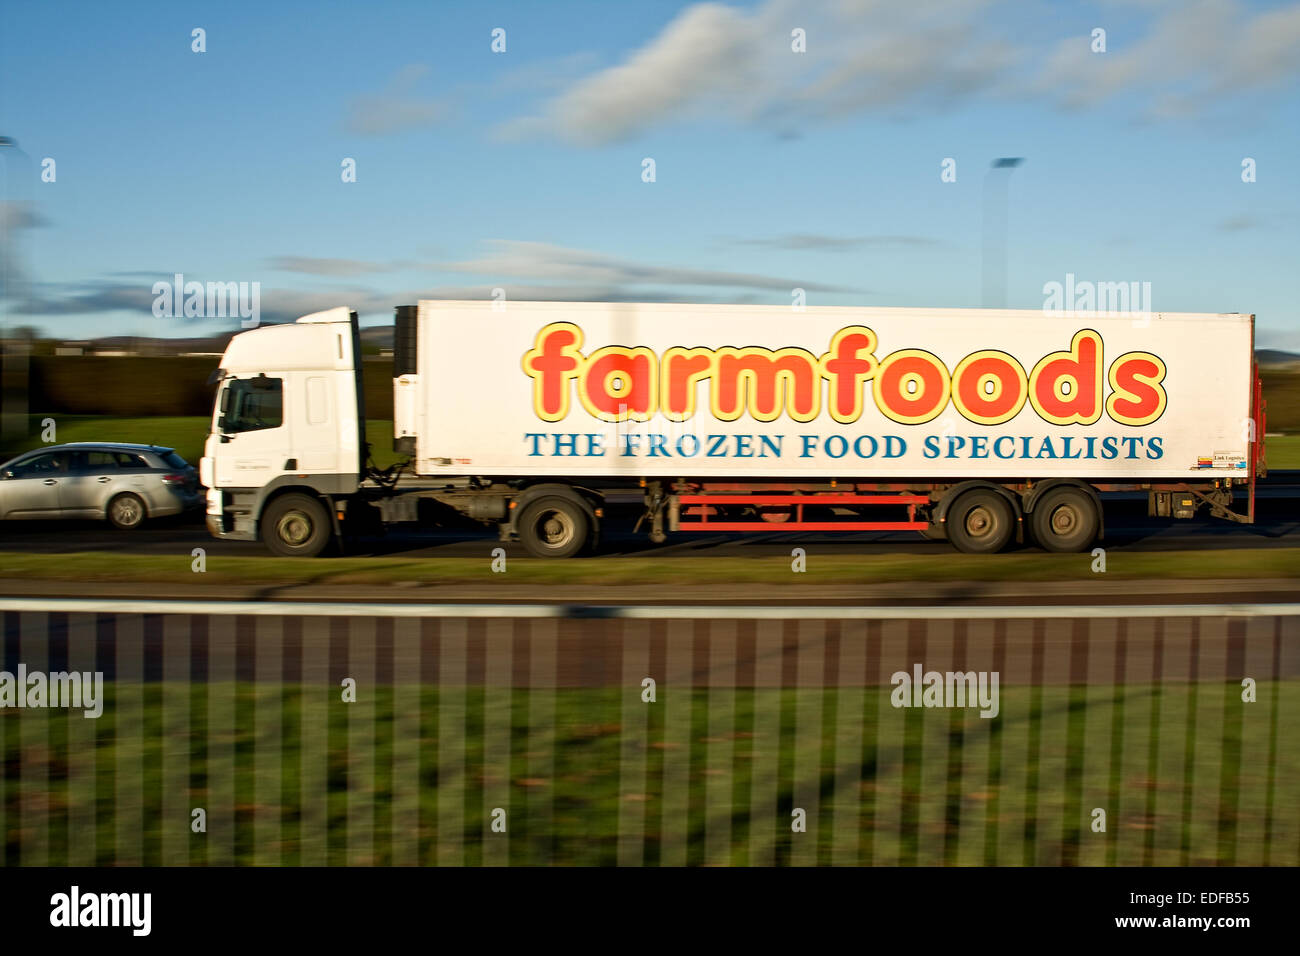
[{"xmin": 221, "ymin": 377, "xmax": 284, "ymax": 433}]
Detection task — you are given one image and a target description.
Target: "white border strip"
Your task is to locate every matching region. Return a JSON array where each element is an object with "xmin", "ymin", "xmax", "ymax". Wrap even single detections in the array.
[{"xmin": 0, "ymin": 598, "xmax": 1296, "ymax": 620}]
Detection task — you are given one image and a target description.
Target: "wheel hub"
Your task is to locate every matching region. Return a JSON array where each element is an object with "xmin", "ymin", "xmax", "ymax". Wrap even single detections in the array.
[
  {"xmin": 538, "ymin": 510, "xmax": 574, "ymax": 546},
  {"xmin": 278, "ymin": 511, "xmax": 313, "ymax": 545},
  {"xmin": 966, "ymin": 506, "xmax": 993, "ymax": 537},
  {"xmin": 1050, "ymin": 506, "xmax": 1077, "ymax": 535}
]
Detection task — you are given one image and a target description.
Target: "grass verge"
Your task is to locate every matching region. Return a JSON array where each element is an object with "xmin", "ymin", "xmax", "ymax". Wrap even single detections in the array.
[
  {"xmin": 5, "ymin": 683, "xmax": 1295, "ymax": 865},
  {"xmin": 0, "ymin": 548, "xmax": 1296, "ymax": 589}
]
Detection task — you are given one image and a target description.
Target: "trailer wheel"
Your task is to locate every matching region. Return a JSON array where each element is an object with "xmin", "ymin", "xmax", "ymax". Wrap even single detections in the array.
[
  {"xmin": 517, "ymin": 495, "xmax": 590, "ymax": 558},
  {"xmin": 261, "ymin": 493, "xmax": 331, "ymax": 557},
  {"xmin": 1030, "ymin": 487, "xmax": 1098, "ymax": 553},
  {"xmin": 945, "ymin": 489, "xmax": 1014, "ymax": 554}
]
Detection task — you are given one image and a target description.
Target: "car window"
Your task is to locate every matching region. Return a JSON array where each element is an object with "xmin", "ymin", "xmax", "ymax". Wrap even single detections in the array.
[
  {"xmin": 84, "ymin": 451, "xmax": 121, "ymax": 469},
  {"xmin": 161, "ymin": 451, "xmax": 189, "ymax": 469},
  {"xmin": 115, "ymin": 453, "xmax": 150, "ymax": 469},
  {"xmin": 10, "ymin": 452, "xmax": 70, "ymax": 478}
]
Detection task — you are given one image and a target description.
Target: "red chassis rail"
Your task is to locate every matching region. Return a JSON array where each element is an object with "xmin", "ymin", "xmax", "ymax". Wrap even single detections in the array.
[{"xmin": 674, "ymin": 492, "xmax": 930, "ymax": 532}]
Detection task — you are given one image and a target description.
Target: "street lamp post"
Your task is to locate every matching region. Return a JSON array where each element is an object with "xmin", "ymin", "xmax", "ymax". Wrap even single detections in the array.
[{"xmin": 982, "ymin": 157, "xmax": 1024, "ymax": 309}]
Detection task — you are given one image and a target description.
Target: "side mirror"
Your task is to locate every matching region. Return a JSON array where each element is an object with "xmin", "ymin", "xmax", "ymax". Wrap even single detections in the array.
[{"xmin": 2, "ymin": 469, "xmax": 15, "ymax": 480}]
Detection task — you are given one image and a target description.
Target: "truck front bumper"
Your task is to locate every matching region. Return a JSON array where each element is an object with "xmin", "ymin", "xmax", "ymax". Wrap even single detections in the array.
[{"xmin": 206, "ymin": 487, "xmax": 257, "ymax": 541}]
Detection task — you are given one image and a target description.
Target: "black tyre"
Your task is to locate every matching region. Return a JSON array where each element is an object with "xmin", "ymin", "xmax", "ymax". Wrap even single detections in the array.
[
  {"xmin": 107, "ymin": 493, "xmax": 147, "ymax": 530},
  {"xmin": 945, "ymin": 489, "xmax": 1015, "ymax": 554},
  {"xmin": 261, "ymin": 493, "xmax": 332, "ymax": 557},
  {"xmin": 1030, "ymin": 486, "xmax": 1099, "ymax": 553},
  {"xmin": 919, "ymin": 524, "xmax": 947, "ymax": 541},
  {"xmin": 516, "ymin": 495, "xmax": 590, "ymax": 558}
]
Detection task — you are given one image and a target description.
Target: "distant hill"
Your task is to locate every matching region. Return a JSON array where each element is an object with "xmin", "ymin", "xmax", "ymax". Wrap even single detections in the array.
[{"xmin": 1256, "ymin": 349, "xmax": 1300, "ymax": 369}]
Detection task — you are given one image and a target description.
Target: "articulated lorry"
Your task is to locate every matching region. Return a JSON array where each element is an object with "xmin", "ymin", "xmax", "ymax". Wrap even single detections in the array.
[{"xmin": 200, "ymin": 301, "xmax": 1265, "ymax": 557}]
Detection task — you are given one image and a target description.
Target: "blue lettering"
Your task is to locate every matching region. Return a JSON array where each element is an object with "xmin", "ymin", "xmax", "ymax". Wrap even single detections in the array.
[{"xmin": 853, "ymin": 435, "xmax": 879, "ymax": 458}]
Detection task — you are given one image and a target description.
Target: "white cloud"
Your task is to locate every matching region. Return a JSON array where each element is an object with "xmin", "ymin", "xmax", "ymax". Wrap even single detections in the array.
[
  {"xmin": 344, "ymin": 64, "xmax": 450, "ymax": 136},
  {"xmin": 498, "ymin": 0, "xmax": 1300, "ymax": 144},
  {"xmin": 269, "ymin": 256, "xmax": 395, "ymax": 276},
  {"xmin": 435, "ymin": 239, "xmax": 856, "ymax": 293},
  {"xmin": 497, "ymin": 0, "xmax": 1016, "ymax": 144},
  {"xmin": 1034, "ymin": 0, "xmax": 1300, "ymax": 117}
]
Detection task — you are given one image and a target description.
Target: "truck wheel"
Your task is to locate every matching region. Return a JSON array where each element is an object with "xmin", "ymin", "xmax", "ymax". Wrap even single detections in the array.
[
  {"xmin": 945, "ymin": 489, "xmax": 1014, "ymax": 554},
  {"xmin": 261, "ymin": 493, "xmax": 331, "ymax": 557},
  {"xmin": 1030, "ymin": 487, "xmax": 1098, "ymax": 553},
  {"xmin": 107, "ymin": 493, "xmax": 147, "ymax": 530},
  {"xmin": 517, "ymin": 495, "xmax": 590, "ymax": 558}
]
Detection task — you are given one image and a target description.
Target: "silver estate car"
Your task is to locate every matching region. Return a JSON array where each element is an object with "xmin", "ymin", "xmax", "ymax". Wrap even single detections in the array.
[{"xmin": 0, "ymin": 442, "xmax": 201, "ymax": 529}]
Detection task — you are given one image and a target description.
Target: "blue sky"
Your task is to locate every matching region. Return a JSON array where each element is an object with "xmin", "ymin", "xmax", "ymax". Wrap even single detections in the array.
[{"xmin": 1, "ymin": 0, "xmax": 1298, "ymax": 348}]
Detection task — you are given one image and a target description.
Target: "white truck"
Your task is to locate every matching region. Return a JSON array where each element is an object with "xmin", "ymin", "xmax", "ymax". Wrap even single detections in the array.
[{"xmin": 200, "ymin": 301, "xmax": 1265, "ymax": 557}]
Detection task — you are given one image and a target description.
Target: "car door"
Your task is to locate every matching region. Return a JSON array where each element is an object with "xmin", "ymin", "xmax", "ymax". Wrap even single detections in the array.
[
  {"xmin": 0, "ymin": 451, "xmax": 73, "ymax": 518},
  {"xmin": 60, "ymin": 449, "xmax": 120, "ymax": 517}
]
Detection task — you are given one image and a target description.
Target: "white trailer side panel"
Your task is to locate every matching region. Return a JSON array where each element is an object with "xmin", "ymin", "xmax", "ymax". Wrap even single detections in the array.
[{"xmin": 413, "ymin": 301, "xmax": 1252, "ymax": 481}]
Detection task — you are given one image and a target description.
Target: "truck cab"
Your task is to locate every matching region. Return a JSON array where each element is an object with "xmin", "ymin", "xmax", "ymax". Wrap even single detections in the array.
[{"xmin": 200, "ymin": 307, "xmax": 366, "ymax": 553}]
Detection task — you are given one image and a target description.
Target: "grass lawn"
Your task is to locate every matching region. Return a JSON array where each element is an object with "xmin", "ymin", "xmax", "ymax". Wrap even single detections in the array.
[
  {"xmin": 3, "ymin": 681, "xmax": 1295, "ymax": 866},
  {"xmin": 1266, "ymin": 434, "xmax": 1300, "ymax": 469}
]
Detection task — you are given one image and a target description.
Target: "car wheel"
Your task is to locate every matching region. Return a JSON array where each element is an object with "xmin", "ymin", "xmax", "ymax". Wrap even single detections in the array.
[
  {"xmin": 261, "ymin": 493, "xmax": 332, "ymax": 557},
  {"xmin": 1030, "ymin": 486, "xmax": 1099, "ymax": 553},
  {"xmin": 945, "ymin": 489, "xmax": 1015, "ymax": 554},
  {"xmin": 107, "ymin": 493, "xmax": 147, "ymax": 530}
]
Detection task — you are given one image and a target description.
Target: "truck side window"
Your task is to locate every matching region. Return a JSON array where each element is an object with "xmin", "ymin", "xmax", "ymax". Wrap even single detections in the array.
[{"xmin": 221, "ymin": 378, "xmax": 284, "ymax": 434}]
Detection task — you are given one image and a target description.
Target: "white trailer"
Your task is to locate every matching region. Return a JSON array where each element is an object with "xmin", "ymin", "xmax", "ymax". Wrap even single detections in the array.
[{"xmin": 201, "ymin": 302, "xmax": 1265, "ymax": 557}]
